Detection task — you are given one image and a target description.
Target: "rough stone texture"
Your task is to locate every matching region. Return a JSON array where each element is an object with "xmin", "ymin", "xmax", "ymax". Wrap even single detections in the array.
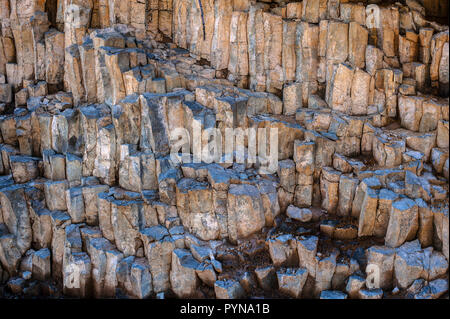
[
  {"xmin": 227, "ymin": 184, "xmax": 265, "ymax": 244},
  {"xmin": 385, "ymin": 198, "xmax": 419, "ymax": 248},
  {"xmin": 0, "ymin": 0, "xmax": 448, "ymax": 300},
  {"xmin": 214, "ymin": 279, "xmax": 245, "ymax": 299},
  {"xmin": 170, "ymin": 249, "xmax": 199, "ymax": 298},
  {"xmin": 277, "ymin": 267, "xmax": 308, "ymax": 298}
]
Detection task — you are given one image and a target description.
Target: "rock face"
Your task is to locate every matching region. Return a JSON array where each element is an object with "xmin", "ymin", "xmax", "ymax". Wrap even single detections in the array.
[
  {"xmin": 0, "ymin": 0, "xmax": 449, "ymax": 300},
  {"xmin": 170, "ymin": 249, "xmax": 199, "ymax": 298},
  {"xmin": 227, "ymin": 184, "xmax": 265, "ymax": 243}
]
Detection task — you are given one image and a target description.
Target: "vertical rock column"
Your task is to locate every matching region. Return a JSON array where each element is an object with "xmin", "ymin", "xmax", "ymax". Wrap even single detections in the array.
[
  {"xmin": 293, "ymin": 140, "xmax": 315, "ymax": 208},
  {"xmin": 247, "ymin": 3, "xmax": 267, "ymax": 92},
  {"xmin": 1, "ymin": 1, "xmax": 14, "ymax": 106},
  {"xmin": 296, "ymin": 21, "xmax": 319, "ymax": 107},
  {"xmin": 430, "ymin": 31, "xmax": 449, "ymax": 97},
  {"xmin": 228, "ymin": 10, "xmax": 248, "ymax": 88},
  {"xmin": 282, "ymin": 18, "xmax": 297, "ymax": 84},
  {"xmin": 172, "ymin": 0, "xmax": 189, "ymax": 49},
  {"xmin": 63, "ymin": 0, "xmax": 92, "ymax": 101},
  {"xmin": 0, "ymin": 0, "xmax": 12, "ymax": 75},
  {"xmin": 131, "ymin": 0, "xmax": 147, "ymax": 39},
  {"xmin": 324, "ymin": 20, "xmax": 350, "ymax": 113},
  {"xmin": 158, "ymin": 0, "xmax": 173, "ymax": 39},
  {"xmin": 211, "ymin": 0, "xmax": 232, "ymax": 76},
  {"xmin": 188, "ymin": 0, "xmax": 214, "ymax": 61},
  {"xmin": 263, "ymin": 11, "xmax": 283, "ymax": 94},
  {"xmin": 9, "ymin": 0, "xmax": 49, "ymax": 90},
  {"xmin": 146, "ymin": 0, "xmax": 160, "ymax": 39},
  {"xmin": 45, "ymin": 29, "xmax": 65, "ymax": 93}
]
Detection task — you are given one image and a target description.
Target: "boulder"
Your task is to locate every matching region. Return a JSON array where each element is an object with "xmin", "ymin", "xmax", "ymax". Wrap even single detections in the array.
[
  {"xmin": 170, "ymin": 249, "xmax": 199, "ymax": 298},
  {"xmin": 277, "ymin": 268, "xmax": 308, "ymax": 298}
]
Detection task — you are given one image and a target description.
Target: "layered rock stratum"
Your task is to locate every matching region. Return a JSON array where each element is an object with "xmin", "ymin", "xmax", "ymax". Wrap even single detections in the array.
[{"xmin": 0, "ymin": 0, "xmax": 449, "ymax": 299}]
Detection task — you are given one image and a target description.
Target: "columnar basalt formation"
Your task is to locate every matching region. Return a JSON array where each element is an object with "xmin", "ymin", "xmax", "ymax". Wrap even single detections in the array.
[{"xmin": 0, "ymin": 0, "xmax": 449, "ymax": 299}]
